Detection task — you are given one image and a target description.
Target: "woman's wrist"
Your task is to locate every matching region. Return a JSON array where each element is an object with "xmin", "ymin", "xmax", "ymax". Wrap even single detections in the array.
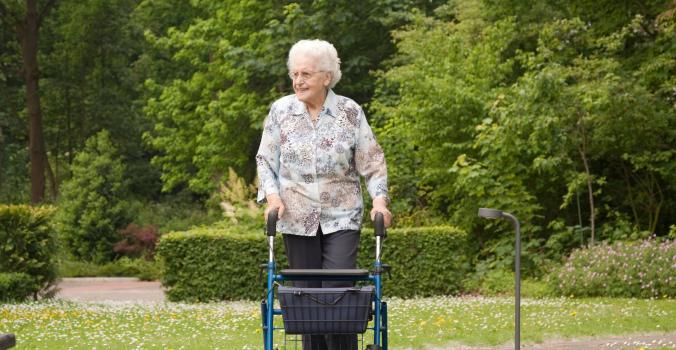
[
  {"xmin": 372, "ymin": 195, "xmax": 389, "ymax": 208},
  {"xmin": 266, "ymin": 193, "xmax": 281, "ymax": 203}
]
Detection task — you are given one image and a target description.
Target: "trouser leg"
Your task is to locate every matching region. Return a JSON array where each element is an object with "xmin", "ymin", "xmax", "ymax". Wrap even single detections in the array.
[
  {"xmin": 321, "ymin": 229, "xmax": 360, "ymax": 350},
  {"xmin": 283, "ymin": 233, "xmax": 322, "ymax": 288},
  {"xmin": 283, "ymin": 232, "xmax": 326, "ymax": 349},
  {"xmin": 320, "ymin": 229, "xmax": 360, "ymax": 286},
  {"xmin": 283, "ymin": 227, "xmax": 361, "ymax": 350}
]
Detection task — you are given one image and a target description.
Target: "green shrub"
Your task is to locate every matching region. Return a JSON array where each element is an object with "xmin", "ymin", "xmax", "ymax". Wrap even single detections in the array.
[
  {"xmin": 521, "ymin": 278, "xmax": 552, "ymax": 298},
  {"xmin": 0, "ymin": 272, "xmax": 35, "ymax": 301},
  {"xmin": 472, "ymin": 269, "xmax": 516, "ymax": 296},
  {"xmin": 157, "ymin": 226, "xmax": 471, "ymax": 301},
  {"xmin": 0, "ymin": 205, "xmax": 58, "ymax": 299},
  {"xmin": 130, "ymin": 189, "xmax": 221, "ymax": 233},
  {"xmin": 58, "ymin": 257, "xmax": 161, "ymax": 281},
  {"xmin": 464, "ymin": 269, "xmax": 553, "ymax": 298},
  {"xmin": 548, "ymin": 238, "xmax": 676, "ymax": 298},
  {"xmin": 57, "ymin": 130, "xmax": 132, "ymax": 263}
]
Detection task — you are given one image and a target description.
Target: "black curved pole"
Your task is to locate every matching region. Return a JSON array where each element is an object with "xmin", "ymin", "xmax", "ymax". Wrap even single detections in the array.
[
  {"xmin": 478, "ymin": 208, "xmax": 521, "ymax": 350},
  {"xmin": 503, "ymin": 212, "xmax": 521, "ymax": 350}
]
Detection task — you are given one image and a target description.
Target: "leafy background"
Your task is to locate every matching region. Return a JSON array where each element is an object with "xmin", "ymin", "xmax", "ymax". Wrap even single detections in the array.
[{"xmin": 1, "ymin": 0, "xmax": 673, "ymax": 282}]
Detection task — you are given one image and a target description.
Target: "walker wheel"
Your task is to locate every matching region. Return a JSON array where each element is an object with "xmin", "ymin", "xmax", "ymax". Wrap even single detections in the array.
[{"xmin": 366, "ymin": 345, "xmax": 381, "ymax": 350}]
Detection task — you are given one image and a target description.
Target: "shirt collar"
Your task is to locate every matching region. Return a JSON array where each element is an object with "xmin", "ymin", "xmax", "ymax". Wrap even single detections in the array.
[
  {"xmin": 323, "ymin": 89, "xmax": 339, "ymax": 118},
  {"xmin": 291, "ymin": 89, "xmax": 338, "ymax": 118}
]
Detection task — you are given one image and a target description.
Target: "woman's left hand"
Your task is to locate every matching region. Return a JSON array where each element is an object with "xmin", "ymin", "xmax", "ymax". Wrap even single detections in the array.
[{"xmin": 370, "ymin": 196, "xmax": 393, "ymax": 228}]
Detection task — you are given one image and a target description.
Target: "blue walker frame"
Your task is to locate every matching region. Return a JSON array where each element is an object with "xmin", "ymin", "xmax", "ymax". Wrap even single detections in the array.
[{"xmin": 261, "ymin": 211, "xmax": 389, "ymax": 350}]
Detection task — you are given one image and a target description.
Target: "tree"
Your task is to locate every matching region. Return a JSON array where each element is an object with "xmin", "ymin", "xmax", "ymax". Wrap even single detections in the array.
[
  {"xmin": 142, "ymin": 0, "xmax": 444, "ymax": 196},
  {"xmin": 371, "ymin": 1, "xmax": 523, "ymax": 225},
  {"xmin": 0, "ymin": 0, "xmax": 57, "ymax": 204},
  {"xmin": 372, "ymin": 0, "xmax": 675, "ymax": 273},
  {"xmin": 56, "ymin": 130, "xmax": 131, "ymax": 263},
  {"xmin": 0, "ymin": 14, "xmax": 29, "ymax": 203},
  {"xmin": 476, "ymin": 15, "xmax": 674, "ymax": 240},
  {"xmin": 40, "ymin": 0, "xmax": 161, "ymax": 199}
]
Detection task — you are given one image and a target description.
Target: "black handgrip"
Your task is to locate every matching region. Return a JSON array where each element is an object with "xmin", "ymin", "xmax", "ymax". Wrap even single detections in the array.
[
  {"xmin": 374, "ymin": 212, "xmax": 386, "ymax": 237},
  {"xmin": 0, "ymin": 333, "xmax": 16, "ymax": 350},
  {"xmin": 266, "ymin": 209, "xmax": 278, "ymax": 237}
]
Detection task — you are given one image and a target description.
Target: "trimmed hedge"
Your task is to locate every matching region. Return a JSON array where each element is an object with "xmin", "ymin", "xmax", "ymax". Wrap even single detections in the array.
[
  {"xmin": 157, "ymin": 226, "xmax": 471, "ymax": 301},
  {"xmin": 0, "ymin": 205, "xmax": 58, "ymax": 300},
  {"xmin": 358, "ymin": 227, "xmax": 473, "ymax": 298}
]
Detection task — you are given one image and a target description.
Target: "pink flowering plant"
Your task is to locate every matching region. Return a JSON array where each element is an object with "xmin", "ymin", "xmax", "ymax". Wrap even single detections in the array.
[{"xmin": 549, "ymin": 238, "xmax": 675, "ymax": 298}]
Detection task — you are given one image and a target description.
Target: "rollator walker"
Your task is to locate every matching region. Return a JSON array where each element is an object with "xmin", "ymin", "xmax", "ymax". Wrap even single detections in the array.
[{"xmin": 261, "ymin": 210, "xmax": 390, "ymax": 350}]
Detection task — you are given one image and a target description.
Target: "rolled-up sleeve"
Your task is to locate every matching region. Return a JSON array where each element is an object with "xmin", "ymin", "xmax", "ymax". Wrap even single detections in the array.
[
  {"xmin": 256, "ymin": 106, "xmax": 281, "ymax": 203},
  {"xmin": 354, "ymin": 108, "xmax": 389, "ymax": 202}
]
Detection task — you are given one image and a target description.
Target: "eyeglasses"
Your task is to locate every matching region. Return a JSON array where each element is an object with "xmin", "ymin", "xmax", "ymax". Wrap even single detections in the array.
[{"xmin": 288, "ymin": 70, "xmax": 324, "ymax": 82}]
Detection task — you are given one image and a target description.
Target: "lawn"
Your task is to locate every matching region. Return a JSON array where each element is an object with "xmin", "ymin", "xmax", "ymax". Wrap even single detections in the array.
[{"xmin": 1, "ymin": 296, "xmax": 674, "ymax": 349}]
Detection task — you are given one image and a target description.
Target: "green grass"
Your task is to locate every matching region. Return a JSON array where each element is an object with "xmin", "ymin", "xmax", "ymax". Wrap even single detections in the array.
[
  {"xmin": 391, "ymin": 296, "xmax": 675, "ymax": 348},
  {"xmin": 0, "ymin": 297, "xmax": 674, "ymax": 349}
]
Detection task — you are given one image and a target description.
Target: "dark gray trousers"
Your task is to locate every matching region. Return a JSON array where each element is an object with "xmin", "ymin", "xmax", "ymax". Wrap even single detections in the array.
[{"xmin": 283, "ymin": 227, "xmax": 360, "ymax": 350}]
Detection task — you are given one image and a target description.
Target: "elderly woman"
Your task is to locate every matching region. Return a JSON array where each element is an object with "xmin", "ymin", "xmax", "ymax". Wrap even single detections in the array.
[{"xmin": 256, "ymin": 39, "xmax": 392, "ymax": 350}]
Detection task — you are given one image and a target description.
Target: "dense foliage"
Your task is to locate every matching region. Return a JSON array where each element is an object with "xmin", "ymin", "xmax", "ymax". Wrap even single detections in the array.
[
  {"xmin": 0, "ymin": 205, "xmax": 58, "ymax": 300},
  {"xmin": 549, "ymin": 238, "xmax": 676, "ymax": 298},
  {"xmin": 56, "ymin": 131, "xmax": 131, "ymax": 263},
  {"xmin": 141, "ymin": 0, "xmax": 442, "ymax": 194},
  {"xmin": 371, "ymin": 0, "xmax": 675, "ymax": 273},
  {"xmin": 1, "ymin": 0, "xmax": 674, "ymax": 288},
  {"xmin": 157, "ymin": 226, "xmax": 470, "ymax": 301}
]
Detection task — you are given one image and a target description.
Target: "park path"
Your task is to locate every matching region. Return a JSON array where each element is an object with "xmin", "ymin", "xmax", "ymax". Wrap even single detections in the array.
[
  {"xmin": 56, "ymin": 277, "xmax": 165, "ymax": 303},
  {"xmin": 419, "ymin": 332, "xmax": 676, "ymax": 349},
  {"xmin": 56, "ymin": 278, "xmax": 675, "ymax": 349}
]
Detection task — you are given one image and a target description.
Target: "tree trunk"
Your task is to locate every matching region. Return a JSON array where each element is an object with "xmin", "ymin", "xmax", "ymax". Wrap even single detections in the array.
[
  {"xmin": 0, "ymin": 124, "xmax": 5, "ymax": 190},
  {"xmin": 17, "ymin": 0, "xmax": 46, "ymax": 204},
  {"xmin": 578, "ymin": 144, "xmax": 595, "ymax": 245},
  {"xmin": 621, "ymin": 163, "xmax": 641, "ymax": 228},
  {"xmin": 45, "ymin": 151, "xmax": 57, "ymax": 200},
  {"xmin": 646, "ymin": 173, "xmax": 663, "ymax": 234}
]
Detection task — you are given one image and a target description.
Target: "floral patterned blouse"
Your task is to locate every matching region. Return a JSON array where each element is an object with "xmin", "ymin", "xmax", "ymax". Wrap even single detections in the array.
[{"xmin": 256, "ymin": 90, "xmax": 389, "ymax": 236}]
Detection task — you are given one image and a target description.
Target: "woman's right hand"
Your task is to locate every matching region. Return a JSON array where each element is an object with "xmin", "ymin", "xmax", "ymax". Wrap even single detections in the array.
[{"xmin": 264, "ymin": 193, "xmax": 285, "ymax": 221}]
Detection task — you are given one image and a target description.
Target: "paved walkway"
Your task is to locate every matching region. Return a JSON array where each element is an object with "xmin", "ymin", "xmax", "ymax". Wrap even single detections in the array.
[
  {"xmin": 423, "ymin": 332, "xmax": 676, "ymax": 349},
  {"xmin": 56, "ymin": 277, "xmax": 165, "ymax": 303},
  {"xmin": 55, "ymin": 278, "xmax": 675, "ymax": 349}
]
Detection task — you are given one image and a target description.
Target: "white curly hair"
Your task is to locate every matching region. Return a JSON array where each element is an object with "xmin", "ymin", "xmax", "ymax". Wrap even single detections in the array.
[{"xmin": 287, "ymin": 39, "xmax": 342, "ymax": 89}]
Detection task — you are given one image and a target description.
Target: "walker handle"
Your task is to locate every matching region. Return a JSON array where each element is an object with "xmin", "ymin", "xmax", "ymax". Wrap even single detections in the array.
[
  {"xmin": 266, "ymin": 209, "xmax": 278, "ymax": 237},
  {"xmin": 0, "ymin": 333, "xmax": 16, "ymax": 349},
  {"xmin": 374, "ymin": 212, "xmax": 386, "ymax": 238}
]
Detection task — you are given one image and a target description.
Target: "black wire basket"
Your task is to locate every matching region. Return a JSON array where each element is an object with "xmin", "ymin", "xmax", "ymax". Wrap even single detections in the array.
[{"xmin": 278, "ymin": 286, "xmax": 374, "ymax": 334}]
